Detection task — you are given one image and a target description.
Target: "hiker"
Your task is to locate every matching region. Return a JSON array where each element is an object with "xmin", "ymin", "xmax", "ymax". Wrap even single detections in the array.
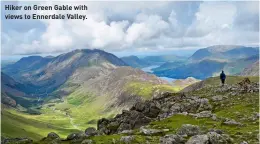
[{"xmin": 220, "ymin": 70, "xmax": 226, "ymax": 86}]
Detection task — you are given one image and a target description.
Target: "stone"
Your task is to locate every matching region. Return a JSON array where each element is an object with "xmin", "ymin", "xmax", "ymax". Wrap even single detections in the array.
[
  {"xmin": 140, "ymin": 126, "xmax": 168, "ymax": 136},
  {"xmin": 211, "ymin": 95, "xmax": 223, "ymax": 101},
  {"xmin": 177, "ymin": 124, "xmax": 201, "ymax": 136},
  {"xmin": 186, "ymin": 135, "xmax": 209, "ymax": 144},
  {"xmin": 81, "ymin": 139, "xmax": 93, "ymax": 144},
  {"xmin": 240, "ymin": 141, "xmax": 248, "ymax": 144},
  {"xmin": 207, "ymin": 132, "xmax": 232, "ymax": 144},
  {"xmin": 120, "ymin": 136, "xmax": 135, "ymax": 144},
  {"xmin": 160, "ymin": 134, "xmax": 185, "ymax": 144},
  {"xmin": 193, "ymin": 111, "xmax": 212, "ymax": 118},
  {"xmin": 120, "ymin": 130, "xmax": 134, "ymax": 135},
  {"xmin": 223, "ymin": 119, "xmax": 242, "ymax": 126},
  {"xmin": 85, "ymin": 127, "xmax": 98, "ymax": 136},
  {"xmin": 47, "ymin": 132, "xmax": 60, "ymax": 139},
  {"xmin": 117, "ymin": 123, "xmax": 132, "ymax": 132}
]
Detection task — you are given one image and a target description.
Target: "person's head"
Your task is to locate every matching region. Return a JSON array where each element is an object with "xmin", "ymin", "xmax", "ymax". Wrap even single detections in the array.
[{"xmin": 222, "ymin": 70, "xmax": 224, "ymax": 73}]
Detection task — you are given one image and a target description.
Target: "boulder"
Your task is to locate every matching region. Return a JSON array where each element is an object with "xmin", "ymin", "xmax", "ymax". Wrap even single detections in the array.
[
  {"xmin": 117, "ymin": 123, "xmax": 132, "ymax": 132},
  {"xmin": 223, "ymin": 119, "xmax": 242, "ymax": 126},
  {"xmin": 85, "ymin": 127, "xmax": 98, "ymax": 137},
  {"xmin": 120, "ymin": 136, "xmax": 135, "ymax": 144},
  {"xmin": 186, "ymin": 135, "xmax": 209, "ymax": 144},
  {"xmin": 140, "ymin": 126, "xmax": 169, "ymax": 135},
  {"xmin": 177, "ymin": 124, "xmax": 201, "ymax": 136},
  {"xmin": 207, "ymin": 132, "xmax": 233, "ymax": 144},
  {"xmin": 192, "ymin": 111, "xmax": 212, "ymax": 118},
  {"xmin": 211, "ymin": 95, "xmax": 223, "ymax": 102},
  {"xmin": 81, "ymin": 139, "xmax": 93, "ymax": 144},
  {"xmin": 120, "ymin": 130, "xmax": 134, "ymax": 135},
  {"xmin": 47, "ymin": 132, "xmax": 60, "ymax": 139},
  {"xmin": 67, "ymin": 132, "xmax": 86, "ymax": 140},
  {"xmin": 140, "ymin": 126, "xmax": 168, "ymax": 136},
  {"xmin": 160, "ymin": 134, "xmax": 185, "ymax": 144}
]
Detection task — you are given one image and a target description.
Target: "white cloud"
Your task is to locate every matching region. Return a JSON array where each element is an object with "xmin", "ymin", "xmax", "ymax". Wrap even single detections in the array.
[{"xmin": 1, "ymin": 1, "xmax": 259, "ymax": 56}]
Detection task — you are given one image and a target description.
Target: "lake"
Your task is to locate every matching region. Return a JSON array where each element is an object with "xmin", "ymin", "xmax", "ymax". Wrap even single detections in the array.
[{"xmin": 141, "ymin": 65, "xmax": 176, "ymax": 83}]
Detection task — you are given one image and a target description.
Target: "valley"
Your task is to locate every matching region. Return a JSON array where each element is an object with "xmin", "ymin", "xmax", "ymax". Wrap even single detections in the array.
[{"xmin": 1, "ymin": 45, "xmax": 259, "ymax": 143}]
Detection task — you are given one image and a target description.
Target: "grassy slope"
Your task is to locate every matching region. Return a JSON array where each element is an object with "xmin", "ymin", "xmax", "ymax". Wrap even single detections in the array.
[
  {"xmin": 1, "ymin": 108, "xmax": 80, "ymax": 141},
  {"xmin": 84, "ymin": 76, "xmax": 259, "ymax": 144}
]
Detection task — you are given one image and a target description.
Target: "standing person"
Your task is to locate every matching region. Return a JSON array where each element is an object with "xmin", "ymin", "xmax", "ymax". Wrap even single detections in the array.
[{"xmin": 220, "ymin": 70, "xmax": 226, "ymax": 86}]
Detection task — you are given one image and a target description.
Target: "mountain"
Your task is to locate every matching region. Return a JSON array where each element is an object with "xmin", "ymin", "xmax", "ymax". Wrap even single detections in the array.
[
  {"xmin": 121, "ymin": 56, "xmax": 151, "ymax": 68},
  {"xmin": 189, "ymin": 45, "xmax": 259, "ymax": 62},
  {"xmin": 142, "ymin": 54, "xmax": 187, "ymax": 65},
  {"xmin": 239, "ymin": 61, "xmax": 259, "ymax": 76},
  {"xmin": 9, "ymin": 76, "xmax": 258, "ymax": 143},
  {"xmin": 154, "ymin": 59, "xmax": 227, "ymax": 79},
  {"xmin": 2, "ymin": 49, "xmax": 127, "ymax": 95}
]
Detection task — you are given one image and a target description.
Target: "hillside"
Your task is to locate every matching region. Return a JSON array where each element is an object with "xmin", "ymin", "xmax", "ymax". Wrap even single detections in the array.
[
  {"xmin": 121, "ymin": 56, "xmax": 151, "ymax": 68},
  {"xmin": 6, "ymin": 76, "xmax": 258, "ymax": 144},
  {"xmin": 189, "ymin": 45, "xmax": 259, "ymax": 62},
  {"xmin": 2, "ymin": 49, "xmax": 127, "ymax": 94},
  {"xmin": 239, "ymin": 61, "xmax": 259, "ymax": 76},
  {"xmin": 1, "ymin": 72, "xmax": 41, "ymax": 109}
]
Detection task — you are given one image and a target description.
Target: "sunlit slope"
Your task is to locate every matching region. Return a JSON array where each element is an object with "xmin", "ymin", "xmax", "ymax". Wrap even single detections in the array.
[{"xmin": 1, "ymin": 108, "xmax": 80, "ymax": 141}]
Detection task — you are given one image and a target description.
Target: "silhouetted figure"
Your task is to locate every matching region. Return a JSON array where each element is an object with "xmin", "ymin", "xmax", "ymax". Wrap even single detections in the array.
[{"xmin": 220, "ymin": 70, "xmax": 226, "ymax": 86}]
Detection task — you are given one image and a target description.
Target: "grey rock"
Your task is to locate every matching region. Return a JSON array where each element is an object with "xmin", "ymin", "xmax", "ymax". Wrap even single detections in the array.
[
  {"xmin": 223, "ymin": 119, "xmax": 242, "ymax": 126},
  {"xmin": 120, "ymin": 136, "xmax": 135, "ymax": 144},
  {"xmin": 67, "ymin": 132, "xmax": 86, "ymax": 140},
  {"xmin": 240, "ymin": 141, "xmax": 248, "ymax": 144},
  {"xmin": 85, "ymin": 127, "xmax": 98, "ymax": 136},
  {"xmin": 140, "ymin": 126, "xmax": 168, "ymax": 136},
  {"xmin": 211, "ymin": 95, "xmax": 223, "ymax": 101},
  {"xmin": 207, "ymin": 132, "xmax": 233, "ymax": 144},
  {"xmin": 47, "ymin": 132, "xmax": 60, "ymax": 139},
  {"xmin": 160, "ymin": 134, "xmax": 185, "ymax": 144},
  {"xmin": 186, "ymin": 135, "xmax": 209, "ymax": 144},
  {"xmin": 81, "ymin": 139, "xmax": 93, "ymax": 144},
  {"xmin": 192, "ymin": 111, "xmax": 212, "ymax": 118},
  {"xmin": 177, "ymin": 124, "xmax": 201, "ymax": 136},
  {"xmin": 120, "ymin": 130, "xmax": 134, "ymax": 135}
]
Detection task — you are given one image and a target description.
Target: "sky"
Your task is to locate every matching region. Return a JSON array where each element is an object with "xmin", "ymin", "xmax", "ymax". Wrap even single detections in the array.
[{"xmin": 1, "ymin": 1, "xmax": 259, "ymax": 58}]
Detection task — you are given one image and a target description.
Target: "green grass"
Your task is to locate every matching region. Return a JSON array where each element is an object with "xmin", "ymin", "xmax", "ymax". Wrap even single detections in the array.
[
  {"xmin": 126, "ymin": 81, "xmax": 180, "ymax": 99},
  {"xmin": 1, "ymin": 109, "xmax": 80, "ymax": 141}
]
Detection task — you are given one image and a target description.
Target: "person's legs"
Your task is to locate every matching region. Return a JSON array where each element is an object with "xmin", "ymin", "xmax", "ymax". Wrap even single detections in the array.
[{"xmin": 221, "ymin": 79, "xmax": 225, "ymax": 86}]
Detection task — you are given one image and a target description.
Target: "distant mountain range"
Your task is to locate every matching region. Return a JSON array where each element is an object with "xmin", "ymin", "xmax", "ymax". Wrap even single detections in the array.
[
  {"xmin": 153, "ymin": 45, "xmax": 259, "ymax": 79},
  {"xmin": 189, "ymin": 45, "xmax": 259, "ymax": 62},
  {"xmin": 121, "ymin": 54, "xmax": 187, "ymax": 68},
  {"xmin": 121, "ymin": 56, "xmax": 150, "ymax": 68}
]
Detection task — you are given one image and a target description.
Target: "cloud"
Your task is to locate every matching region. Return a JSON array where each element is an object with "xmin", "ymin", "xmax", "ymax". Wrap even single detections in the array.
[{"xmin": 1, "ymin": 1, "xmax": 259, "ymax": 56}]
